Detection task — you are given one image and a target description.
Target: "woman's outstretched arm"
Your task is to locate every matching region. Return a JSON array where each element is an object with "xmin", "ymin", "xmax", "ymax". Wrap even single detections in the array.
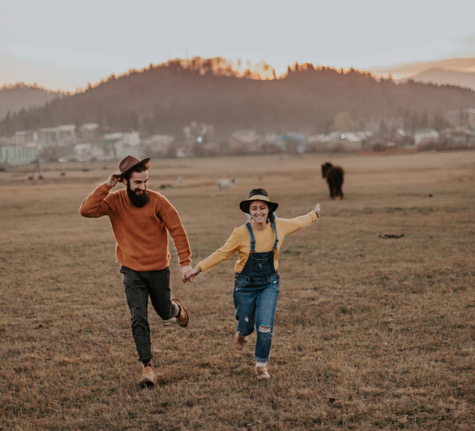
[{"xmin": 184, "ymin": 228, "xmax": 242, "ymax": 283}]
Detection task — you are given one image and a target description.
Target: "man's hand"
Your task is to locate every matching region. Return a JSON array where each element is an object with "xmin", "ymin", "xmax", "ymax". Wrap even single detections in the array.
[
  {"xmin": 106, "ymin": 174, "xmax": 121, "ymax": 188},
  {"xmin": 181, "ymin": 265, "xmax": 192, "ymax": 283},
  {"xmin": 183, "ymin": 267, "xmax": 201, "ymax": 283},
  {"xmin": 315, "ymin": 203, "xmax": 321, "ymax": 218}
]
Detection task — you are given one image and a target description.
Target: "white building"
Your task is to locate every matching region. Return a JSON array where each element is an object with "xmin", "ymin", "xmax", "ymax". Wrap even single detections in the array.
[
  {"xmin": 101, "ymin": 131, "xmax": 142, "ymax": 160},
  {"xmin": 0, "ymin": 144, "xmax": 39, "ymax": 165},
  {"xmin": 183, "ymin": 122, "xmax": 214, "ymax": 145},
  {"xmin": 414, "ymin": 128, "xmax": 439, "ymax": 146},
  {"xmin": 73, "ymin": 143, "xmax": 92, "ymax": 162},
  {"xmin": 144, "ymin": 135, "xmax": 175, "ymax": 155},
  {"xmin": 38, "ymin": 125, "xmax": 76, "ymax": 146},
  {"xmin": 340, "ymin": 133, "xmax": 363, "ymax": 151},
  {"xmin": 446, "ymin": 108, "xmax": 475, "ymax": 128},
  {"xmin": 13, "ymin": 130, "xmax": 37, "ymax": 145},
  {"xmin": 104, "ymin": 131, "xmax": 140, "ymax": 147},
  {"xmin": 229, "ymin": 130, "xmax": 262, "ymax": 153},
  {"xmin": 79, "ymin": 123, "xmax": 100, "ymax": 141}
]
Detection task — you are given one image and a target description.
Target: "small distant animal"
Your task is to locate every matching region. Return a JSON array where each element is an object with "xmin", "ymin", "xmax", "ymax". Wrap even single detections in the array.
[
  {"xmin": 218, "ymin": 178, "xmax": 237, "ymax": 190},
  {"xmin": 176, "ymin": 176, "xmax": 183, "ymax": 184},
  {"xmin": 379, "ymin": 233, "xmax": 404, "ymax": 239},
  {"xmin": 321, "ymin": 162, "xmax": 344, "ymax": 199}
]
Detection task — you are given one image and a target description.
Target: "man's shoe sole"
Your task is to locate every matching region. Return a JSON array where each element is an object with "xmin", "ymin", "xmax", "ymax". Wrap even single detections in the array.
[
  {"xmin": 140, "ymin": 378, "xmax": 156, "ymax": 388},
  {"xmin": 172, "ymin": 298, "xmax": 189, "ymax": 327}
]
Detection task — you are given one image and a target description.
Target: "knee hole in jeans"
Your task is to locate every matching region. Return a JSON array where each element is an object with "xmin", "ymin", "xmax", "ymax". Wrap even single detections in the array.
[{"xmin": 258, "ymin": 326, "xmax": 271, "ymax": 333}]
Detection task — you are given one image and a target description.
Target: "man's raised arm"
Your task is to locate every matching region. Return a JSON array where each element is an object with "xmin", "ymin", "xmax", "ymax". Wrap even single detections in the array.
[{"xmin": 79, "ymin": 174, "xmax": 119, "ymax": 218}]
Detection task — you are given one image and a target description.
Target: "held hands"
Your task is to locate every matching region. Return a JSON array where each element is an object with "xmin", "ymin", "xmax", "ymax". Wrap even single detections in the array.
[
  {"xmin": 315, "ymin": 203, "xmax": 321, "ymax": 218},
  {"xmin": 181, "ymin": 265, "xmax": 192, "ymax": 283},
  {"xmin": 106, "ymin": 174, "xmax": 121, "ymax": 188},
  {"xmin": 183, "ymin": 266, "xmax": 201, "ymax": 283}
]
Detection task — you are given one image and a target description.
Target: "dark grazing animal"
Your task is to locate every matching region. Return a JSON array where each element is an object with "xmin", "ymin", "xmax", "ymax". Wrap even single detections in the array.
[{"xmin": 321, "ymin": 162, "xmax": 344, "ymax": 199}]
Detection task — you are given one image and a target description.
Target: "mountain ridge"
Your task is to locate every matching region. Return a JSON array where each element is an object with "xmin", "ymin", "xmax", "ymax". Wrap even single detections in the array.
[
  {"xmin": 2, "ymin": 59, "xmax": 475, "ymax": 137},
  {"xmin": 403, "ymin": 68, "xmax": 475, "ymax": 91},
  {"xmin": 0, "ymin": 83, "xmax": 62, "ymax": 122}
]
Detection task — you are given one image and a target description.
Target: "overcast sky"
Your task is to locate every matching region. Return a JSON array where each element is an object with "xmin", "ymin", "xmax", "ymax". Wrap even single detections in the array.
[{"xmin": 1, "ymin": 0, "xmax": 475, "ymax": 90}]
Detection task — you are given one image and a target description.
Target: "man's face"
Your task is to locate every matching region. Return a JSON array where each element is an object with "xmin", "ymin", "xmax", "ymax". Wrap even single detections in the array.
[
  {"xmin": 124, "ymin": 170, "xmax": 149, "ymax": 208},
  {"xmin": 125, "ymin": 170, "xmax": 149, "ymax": 194}
]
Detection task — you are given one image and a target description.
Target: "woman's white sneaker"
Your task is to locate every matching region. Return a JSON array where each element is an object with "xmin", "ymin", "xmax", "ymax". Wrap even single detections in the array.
[{"xmin": 255, "ymin": 364, "xmax": 271, "ymax": 380}]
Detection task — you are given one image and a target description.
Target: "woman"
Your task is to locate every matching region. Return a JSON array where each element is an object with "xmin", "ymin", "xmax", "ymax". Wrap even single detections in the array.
[{"xmin": 184, "ymin": 188, "xmax": 320, "ymax": 380}]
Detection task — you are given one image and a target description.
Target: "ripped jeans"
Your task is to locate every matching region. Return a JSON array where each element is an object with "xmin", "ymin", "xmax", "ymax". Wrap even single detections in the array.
[{"xmin": 233, "ymin": 272, "xmax": 280, "ymax": 362}]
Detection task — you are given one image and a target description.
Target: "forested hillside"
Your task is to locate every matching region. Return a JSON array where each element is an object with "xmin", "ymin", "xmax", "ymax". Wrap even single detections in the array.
[
  {"xmin": 2, "ymin": 58, "xmax": 475, "ymax": 137},
  {"xmin": 0, "ymin": 83, "xmax": 61, "ymax": 122}
]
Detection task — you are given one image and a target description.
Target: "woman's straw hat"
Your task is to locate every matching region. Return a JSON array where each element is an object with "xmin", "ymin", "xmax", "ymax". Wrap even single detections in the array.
[{"xmin": 239, "ymin": 188, "xmax": 278, "ymax": 214}]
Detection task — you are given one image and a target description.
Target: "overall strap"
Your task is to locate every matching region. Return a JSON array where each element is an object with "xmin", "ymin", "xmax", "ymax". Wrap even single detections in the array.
[
  {"xmin": 245, "ymin": 223, "xmax": 256, "ymax": 253},
  {"xmin": 270, "ymin": 220, "xmax": 279, "ymax": 250}
]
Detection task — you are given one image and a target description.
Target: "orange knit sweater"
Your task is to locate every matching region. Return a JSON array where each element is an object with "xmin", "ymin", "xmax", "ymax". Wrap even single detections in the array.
[{"xmin": 79, "ymin": 183, "xmax": 192, "ymax": 271}]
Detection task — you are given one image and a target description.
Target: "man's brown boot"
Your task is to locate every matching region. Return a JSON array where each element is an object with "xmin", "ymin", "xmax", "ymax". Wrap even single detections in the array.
[
  {"xmin": 172, "ymin": 298, "xmax": 189, "ymax": 327},
  {"xmin": 140, "ymin": 365, "xmax": 157, "ymax": 388},
  {"xmin": 234, "ymin": 332, "xmax": 247, "ymax": 350}
]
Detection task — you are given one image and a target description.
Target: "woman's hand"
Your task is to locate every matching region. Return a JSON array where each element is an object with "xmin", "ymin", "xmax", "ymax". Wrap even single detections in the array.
[
  {"xmin": 183, "ymin": 266, "xmax": 201, "ymax": 283},
  {"xmin": 314, "ymin": 203, "xmax": 321, "ymax": 218}
]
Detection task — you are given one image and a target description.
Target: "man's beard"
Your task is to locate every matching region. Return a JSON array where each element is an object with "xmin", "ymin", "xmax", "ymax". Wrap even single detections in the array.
[{"xmin": 127, "ymin": 183, "xmax": 150, "ymax": 208}]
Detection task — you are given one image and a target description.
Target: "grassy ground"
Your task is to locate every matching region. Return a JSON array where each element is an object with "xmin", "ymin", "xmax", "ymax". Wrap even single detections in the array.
[{"xmin": 1, "ymin": 151, "xmax": 474, "ymax": 430}]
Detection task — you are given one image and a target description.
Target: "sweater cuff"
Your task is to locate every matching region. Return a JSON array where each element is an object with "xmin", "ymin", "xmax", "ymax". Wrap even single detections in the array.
[
  {"xmin": 180, "ymin": 258, "xmax": 192, "ymax": 266},
  {"xmin": 196, "ymin": 263, "xmax": 207, "ymax": 273},
  {"xmin": 309, "ymin": 210, "xmax": 319, "ymax": 222}
]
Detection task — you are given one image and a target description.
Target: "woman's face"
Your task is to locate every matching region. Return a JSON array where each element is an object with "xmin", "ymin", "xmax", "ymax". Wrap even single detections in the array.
[{"xmin": 249, "ymin": 200, "xmax": 269, "ymax": 224}]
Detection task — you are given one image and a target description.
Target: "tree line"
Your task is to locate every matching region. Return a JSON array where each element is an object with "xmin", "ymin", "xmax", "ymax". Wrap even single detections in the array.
[{"xmin": 2, "ymin": 57, "xmax": 475, "ymax": 137}]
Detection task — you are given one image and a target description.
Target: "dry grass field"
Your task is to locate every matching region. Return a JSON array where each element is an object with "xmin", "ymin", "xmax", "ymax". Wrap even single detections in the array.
[{"xmin": 1, "ymin": 151, "xmax": 475, "ymax": 430}]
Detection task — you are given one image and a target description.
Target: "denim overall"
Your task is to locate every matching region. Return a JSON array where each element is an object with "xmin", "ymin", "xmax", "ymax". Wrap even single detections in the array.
[{"xmin": 233, "ymin": 220, "xmax": 280, "ymax": 362}]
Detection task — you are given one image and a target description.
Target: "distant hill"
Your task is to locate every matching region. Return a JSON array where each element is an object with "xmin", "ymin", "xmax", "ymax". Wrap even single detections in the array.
[
  {"xmin": 404, "ymin": 68, "xmax": 475, "ymax": 91},
  {"xmin": 370, "ymin": 57, "xmax": 475, "ymax": 79},
  {"xmin": 0, "ymin": 83, "xmax": 61, "ymax": 121},
  {"xmin": 2, "ymin": 58, "xmax": 475, "ymax": 137}
]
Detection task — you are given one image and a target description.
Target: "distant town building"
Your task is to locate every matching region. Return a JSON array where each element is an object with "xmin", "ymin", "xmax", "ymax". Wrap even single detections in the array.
[
  {"xmin": 101, "ymin": 131, "xmax": 142, "ymax": 160},
  {"xmin": 229, "ymin": 130, "xmax": 262, "ymax": 154},
  {"xmin": 275, "ymin": 133, "xmax": 307, "ymax": 153},
  {"xmin": 446, "ymin": 108, "xmax": 475, "ymax": 128},
  {"xmin": 13, "ymin": 130, "xmax": 37, "ymax": 145},
  {"xmin": 143, "ymin": 135, "xmax": 175, "ymax": 156},
  {"xmin": 340, "ymin": 133, "xmax": 363, "ymax": 151},
  {"xmin": 79, "ymin": 123, "xmax": 100, "ymax": 141},
  {"xmin": 73, "ymin": 143, "xmax": 92, "ymax": 162},
  {"xmin": 183, "ymin": 121, "xmax": 214, "ymax": 146},
  {"xmin": 414, "ymin": 128, "xmax": 439, "ymax": 146},
  {"xmin": 438, "ymin": 128, "xmax": 475, "ymax": 147},
  {"xmin": 38, "ymin": 125, "xmax": 76, "ymax": 147},
  {"xmin": 0, "ymin": 143, "xmax": 39, "ymax": 165}
]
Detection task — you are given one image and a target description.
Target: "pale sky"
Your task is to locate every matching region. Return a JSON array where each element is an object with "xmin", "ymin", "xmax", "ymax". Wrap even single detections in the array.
[{"xmin": 1, "ymin": 0, "xmax": 475, "ymax": 91}]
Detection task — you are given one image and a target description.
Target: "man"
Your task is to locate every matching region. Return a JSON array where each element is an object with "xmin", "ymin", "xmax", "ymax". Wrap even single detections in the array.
[{"xmin": 80, "ymin": 155, "xmax": 192, "ymax": 388}]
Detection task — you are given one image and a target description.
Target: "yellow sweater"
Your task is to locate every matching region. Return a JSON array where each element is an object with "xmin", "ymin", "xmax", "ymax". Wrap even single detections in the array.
[
  {"xmin": 79, "ymin": 183, "xmax": 192, "ymax": 272},
  {"xmin": 197, "ymin": 211, "xmax": 318, "ymax": 274}
]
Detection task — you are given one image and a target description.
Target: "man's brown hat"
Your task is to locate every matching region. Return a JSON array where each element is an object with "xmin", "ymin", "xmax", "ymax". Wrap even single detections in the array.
[
  {"xmin": 116, "ymin": 155, "xmax": 150, "ymax": 181},
  {"xmin": 239, "ymin": 188, "xmax": 278, "ymax": 214}
]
